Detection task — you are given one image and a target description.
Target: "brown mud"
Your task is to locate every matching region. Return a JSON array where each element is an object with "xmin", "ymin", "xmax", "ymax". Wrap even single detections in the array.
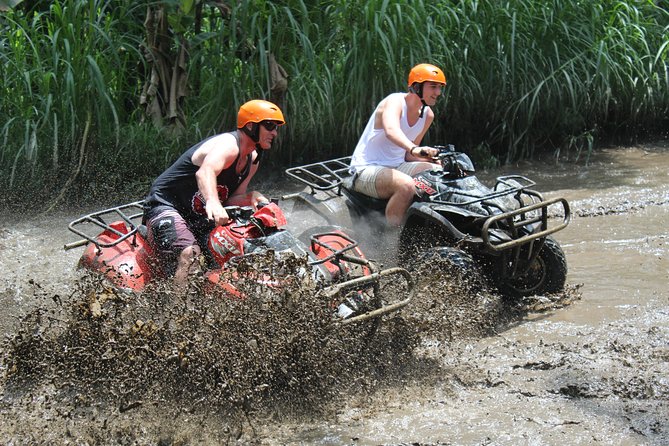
[{"xmin": 0, "ymin": 142, "xmax": 667, "ymax": 445}]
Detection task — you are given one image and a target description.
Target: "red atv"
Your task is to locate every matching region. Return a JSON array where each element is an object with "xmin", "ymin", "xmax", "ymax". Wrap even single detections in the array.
[{"xmin": 64, "ymin": 200, "xmax": 413, "ymax": 324}]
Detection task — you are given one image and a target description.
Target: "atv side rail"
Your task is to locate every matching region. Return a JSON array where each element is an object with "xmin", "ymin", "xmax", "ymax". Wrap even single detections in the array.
[
  {"xmin": 285, "ymin": 157, "xmax": 569, "ymax": 216},
  {"xmin": 64, "ymin": 201, "xmax": 263, "ymax": 251},
  {"xmin": 286, "ymin": 157, "xmax": 545, "ymax": 208}
]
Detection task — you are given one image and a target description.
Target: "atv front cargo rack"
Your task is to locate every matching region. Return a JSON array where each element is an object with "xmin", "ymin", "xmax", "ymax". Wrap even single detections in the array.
[
  {"xmin": 424, "ymin": 175, "xmax": 572, "ymax": 251},
  {"xmin": 429, "ymin": 175, "xmax": 539, "ymax": 207},
  {"xmin": 322, "ymin": 267, "xmax": 415, "ymax": 325},
  {"xmin": 480, "ymin": 197, "xmax": 571, "ymax": 251},
  {"xmin": 64, "ymin": 201, "xmax": 145, "ymax": 250}
]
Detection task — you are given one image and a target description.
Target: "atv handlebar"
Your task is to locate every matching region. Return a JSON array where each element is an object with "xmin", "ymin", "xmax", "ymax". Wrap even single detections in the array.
[
  {"xmin": 430, "ymin": 144, "xmax": 476, "ymax": 178},
  {"xmin": 433, "ymin": 144, "xmax": 456, "ymax": 154},
  {"xmin": 221, "ymin": 199, "xmax": 276, "ymax": 225},
  {"xmin": 222, "ymin": 205, "xmax": 254, "ymax": 222}
]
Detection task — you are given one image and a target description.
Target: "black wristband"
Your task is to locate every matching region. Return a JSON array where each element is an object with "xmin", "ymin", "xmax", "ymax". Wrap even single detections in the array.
[{"xmin": 410, "ymin": 146, "xmax": 418, "ymax": 155}]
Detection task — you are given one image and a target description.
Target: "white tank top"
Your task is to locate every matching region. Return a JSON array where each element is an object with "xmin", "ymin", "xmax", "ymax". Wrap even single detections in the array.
[{"xmin": 350, "ymin": 92, "xmax": 429, "ymax": 172}]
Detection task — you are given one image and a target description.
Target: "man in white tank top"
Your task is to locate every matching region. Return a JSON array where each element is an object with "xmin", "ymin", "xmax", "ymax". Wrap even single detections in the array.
[{"xmin": 349, "ymin": 63, "xmax": 446, "ymax": 226}]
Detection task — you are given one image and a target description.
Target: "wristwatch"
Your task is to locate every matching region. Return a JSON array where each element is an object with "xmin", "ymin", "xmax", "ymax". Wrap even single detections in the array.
[{"xmin": 412, "ymin": 146, "xmax": 428, "ymax": 157}]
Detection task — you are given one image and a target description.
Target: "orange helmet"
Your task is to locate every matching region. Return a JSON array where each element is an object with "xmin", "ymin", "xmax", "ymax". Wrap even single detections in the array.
[
  {"xmin": 407, "ymin": 63, "xmax": 446, "ymax": 87},
  {"xmin": 237, "ymin": 99, "xmax": 285, "ymax": 128}
]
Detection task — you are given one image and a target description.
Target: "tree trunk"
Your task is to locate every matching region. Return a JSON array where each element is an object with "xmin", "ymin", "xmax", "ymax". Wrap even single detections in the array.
[{"xmin": 139, "ymin": 4, "xmax": 188, "ymax": 135}]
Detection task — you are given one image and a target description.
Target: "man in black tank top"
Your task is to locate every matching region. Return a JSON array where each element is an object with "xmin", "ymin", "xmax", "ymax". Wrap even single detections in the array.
[{"xmin": 143, "ymin": 99, "xmax": 286, "ymax": 286}]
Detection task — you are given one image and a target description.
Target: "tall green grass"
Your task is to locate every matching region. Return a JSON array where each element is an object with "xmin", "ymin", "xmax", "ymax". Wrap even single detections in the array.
[
  {"xmin": 1, "ymin": 0, "xmax": 667, "ymax": 202},
  {"xmin": 1, "ymin": 0, "xmax": 145, "ymax": 193}
]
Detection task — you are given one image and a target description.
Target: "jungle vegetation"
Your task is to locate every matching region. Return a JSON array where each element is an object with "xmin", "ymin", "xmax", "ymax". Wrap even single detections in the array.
[{"xmin": 1, "ymin": 0, "xmax": 668, "ymax": 207}]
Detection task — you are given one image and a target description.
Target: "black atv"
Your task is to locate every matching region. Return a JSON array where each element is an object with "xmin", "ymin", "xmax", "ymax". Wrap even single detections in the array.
[{"xmin": 282, "ymin": 145, "xmax": 571, "ymax": 298}]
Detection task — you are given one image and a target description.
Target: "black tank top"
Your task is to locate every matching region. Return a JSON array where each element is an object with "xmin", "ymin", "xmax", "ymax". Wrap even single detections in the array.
[{"xmin": 144, "ymin": 131, "xmax": 253, "ymax": 229}]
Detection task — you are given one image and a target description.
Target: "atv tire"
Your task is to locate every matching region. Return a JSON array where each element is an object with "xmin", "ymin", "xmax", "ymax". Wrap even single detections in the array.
[
  {"xmin": 409, "ymin": 246, "xmax": 486, "ymax": 292},
  {"xmin": 496, "ymin": 236, "xmax": 567, "ymax": 298}
]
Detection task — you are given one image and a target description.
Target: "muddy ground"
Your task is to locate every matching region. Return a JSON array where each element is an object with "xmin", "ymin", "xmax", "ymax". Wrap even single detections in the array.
[{"xmin": 0, "ymin": 142, "xmax": 667, "ymax": 445}]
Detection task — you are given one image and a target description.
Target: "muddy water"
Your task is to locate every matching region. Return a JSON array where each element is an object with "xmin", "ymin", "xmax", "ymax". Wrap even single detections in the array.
[
  {"xmin": 1, "ymin": 143, "xmax": 668, "ymax": 445},
  {"xmin": 253, "ymin": 144, "xmax": 669, "ymax": 445}
]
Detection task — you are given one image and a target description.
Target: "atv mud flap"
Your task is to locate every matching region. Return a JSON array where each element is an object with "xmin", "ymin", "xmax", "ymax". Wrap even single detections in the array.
[
  {"xmin": 481, "ymin": 197, "xmax": 570, "ymax": 251},
  {"xmin": 321, "ymin": 267, "xmax": 415, "ymax": 325}
]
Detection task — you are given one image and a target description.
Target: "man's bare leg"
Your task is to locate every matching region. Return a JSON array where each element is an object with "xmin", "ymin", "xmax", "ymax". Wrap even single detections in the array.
[
  {"xmin": 375, "ymin": 169, "xmax": 416, "ymax": 227},
  {"xmin": 174, "ymin": 244, "xmax": 201, "ymax": 289}
]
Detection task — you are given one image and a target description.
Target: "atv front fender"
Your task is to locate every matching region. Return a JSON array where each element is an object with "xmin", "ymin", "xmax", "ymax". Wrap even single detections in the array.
[{"xmin": 404, "ymin": 202, "xmax": 468, "ymax": 242}]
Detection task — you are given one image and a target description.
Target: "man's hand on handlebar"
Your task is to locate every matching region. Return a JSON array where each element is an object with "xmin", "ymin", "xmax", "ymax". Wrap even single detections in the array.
[
  {"xmin": 249, "ymin": 191, "xmax": 270, "ymax": 209},
  {"xmin": 206, "ymin": 199, "xmax": 231, "ymax": 226},
  {"xmin": 430, "ymin": 144, "xmax": 457, "ymax": 162},
  {"xmin": 412, "ymin": 146, "xmax": 441, "ymax": 160},
  {"xmin": 208, "ymin": 193, "xmax": 275, "ymax": 226}
]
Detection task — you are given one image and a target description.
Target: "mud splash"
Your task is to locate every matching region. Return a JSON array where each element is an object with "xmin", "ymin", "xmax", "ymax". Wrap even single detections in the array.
[
  {"xmin": 0, "ymin": 255, "xmax": 409, "ymax": 436},
  {"xmin": 0, "ymin": 247, "xmax": 570, "ymax": 444},
  {"xmin": 1, "ymin": 143, "xmax": 667, "ymax": 445}
]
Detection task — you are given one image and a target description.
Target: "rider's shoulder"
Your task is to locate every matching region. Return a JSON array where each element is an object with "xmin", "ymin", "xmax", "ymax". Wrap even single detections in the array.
[
  {"xmin": 378, "ymin": 93, "xmax": 405, "ymax": 113},
  {"xmin": 194, "ymin": 133, "xmax": 239, "ymax": 164},
  {"xmin": 384, "ymin": 92, "xmax": 406, "ymax": 104},
  {"xmin": 200, "ymin": 132, "xmax": 239, "ymax": 152}
]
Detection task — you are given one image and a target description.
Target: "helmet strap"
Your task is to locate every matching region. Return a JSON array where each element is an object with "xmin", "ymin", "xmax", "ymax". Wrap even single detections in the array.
[
  {"xmin": 410, "ymin": 82, "xmax": 424, "ymax": 99},
  {"xmin": 239, "ymin": 124, "xmax": 268, "ymax": 165},
  {"xmin": 253, "ymin": 143, "xmax": 264, "ymax": 164},
  {"xmin": 419, "ymin": 100, "xmax": 427, "ymax": 118},
  {"xmin": 240, "ymin": 123, "xmax": 261, "ymax": 143},
  {"xmin": 410, "ymin": 82, "xmax": 427, "ymax": 117}
]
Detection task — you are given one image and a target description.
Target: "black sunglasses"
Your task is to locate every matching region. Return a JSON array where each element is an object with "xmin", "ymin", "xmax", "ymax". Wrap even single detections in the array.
[{"xmin": 260, "ymin": 120, "xmax": 280, "ymax": 131}]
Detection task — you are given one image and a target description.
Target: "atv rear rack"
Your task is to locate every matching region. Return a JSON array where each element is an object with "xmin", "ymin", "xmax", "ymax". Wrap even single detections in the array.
[
  {"xmin": 284, "ymin": 157, "xmax": 352, "ymax": 194},
  {"xmin": 64, "ymin": 201, "xmax": 145, "ymax": 250}
]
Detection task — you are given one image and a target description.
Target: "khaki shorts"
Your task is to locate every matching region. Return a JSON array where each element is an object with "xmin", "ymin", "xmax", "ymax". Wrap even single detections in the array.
[{"xmin": 352, "ymin": 162, "xmax": 435, "ymax": 198}]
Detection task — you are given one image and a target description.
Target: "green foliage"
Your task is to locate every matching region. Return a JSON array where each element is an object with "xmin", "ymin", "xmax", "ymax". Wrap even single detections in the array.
[
  {"xmin": 1, "ymin": 0, "xmax": 146, "ymax": 192},
  {"xmin": 1, "ymin": 0, "xmax": 668, "ymax": 200}
]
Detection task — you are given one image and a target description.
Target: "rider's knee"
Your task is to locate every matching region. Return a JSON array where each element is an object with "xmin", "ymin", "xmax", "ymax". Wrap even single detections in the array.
[
  {"xmin": 178, "ymin": 244, "xmax": 201, "ymax": 264},
  {"xmin": 395, "ymin": 177, "xmax": 416, "ymax": 198}
]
